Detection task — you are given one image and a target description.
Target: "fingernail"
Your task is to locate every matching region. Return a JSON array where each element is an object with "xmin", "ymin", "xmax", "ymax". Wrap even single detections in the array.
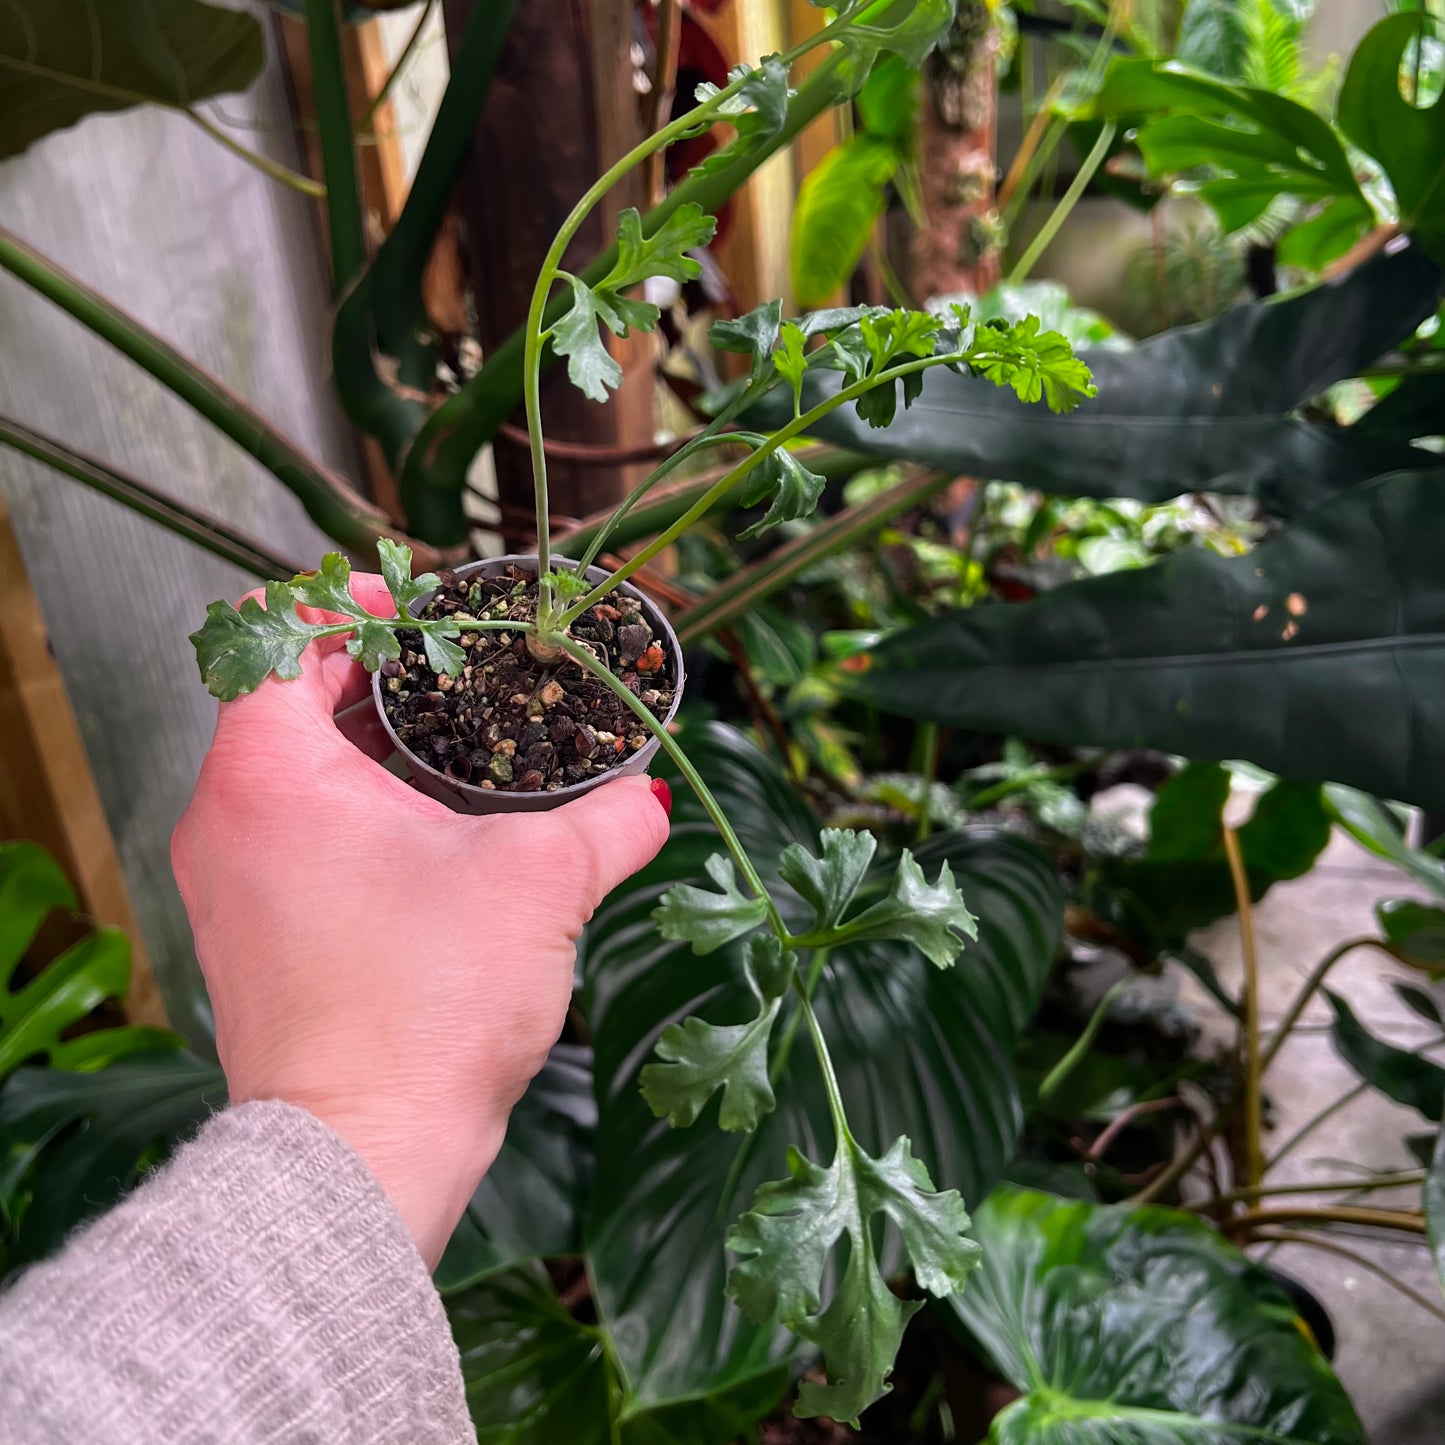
[{"xmin": 650, "ymin": 777, "xmax": 672, "ymax": 817}]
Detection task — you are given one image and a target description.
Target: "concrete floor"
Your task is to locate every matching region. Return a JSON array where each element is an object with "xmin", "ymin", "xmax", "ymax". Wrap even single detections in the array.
[{"xmin": 1179, "ymin": 829, "xmax": 1445, "ymax": 1442}]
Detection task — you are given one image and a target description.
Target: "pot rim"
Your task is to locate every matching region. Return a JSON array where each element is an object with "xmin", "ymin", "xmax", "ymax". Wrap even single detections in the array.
[{"xmin": 370, "ymin": 553, "xmax": 684, "ymax": 812}]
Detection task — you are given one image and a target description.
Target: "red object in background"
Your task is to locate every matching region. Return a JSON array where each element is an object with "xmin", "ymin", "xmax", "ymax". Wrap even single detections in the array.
[{"xmin": 638, "ymin": 1, "xmax": 735, "ymax": 239}]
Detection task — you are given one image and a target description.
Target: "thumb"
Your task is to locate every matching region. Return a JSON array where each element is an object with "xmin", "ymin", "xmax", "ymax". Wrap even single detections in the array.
[{"xmin": 542, "ymin": 773, "xmax": 672, "ymax": 903}]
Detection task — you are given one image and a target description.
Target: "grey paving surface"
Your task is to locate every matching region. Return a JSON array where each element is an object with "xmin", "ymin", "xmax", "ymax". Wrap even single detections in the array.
[{"xmin": 1179, "ymin": 828, "xmax": 1445, "ymax": 1443}]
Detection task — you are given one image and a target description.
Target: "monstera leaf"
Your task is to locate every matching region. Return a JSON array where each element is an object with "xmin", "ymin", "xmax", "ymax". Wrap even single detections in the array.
[
  {"xmin": 838, "ymin": 468, "xmax": 1445, "ymax": 812},
  {"xmin": 0, "ymin": 1050, "xmax": 225, "ymax": 1265},
  {"xmin": 435, "ymin": 1044, "xmax": 595, "ymax": 1294},
  {"xmin": 576, "ymin": 723, "xmax": 1063, "ymax": 1418},
  {"xmin": 0, "ymin": 842, "xmax": 176, "ymax": 1083},
  {"xmin": 747, "ymin": 244, "xmax": 1441, "ymax": 516},
  {"xmin": 0, "ymin": 0, "xmax": 264, "ymax": 159},
  {"xmin": 955, "ymin": 1186, "xmax": 1366, "ymax": 1444}
]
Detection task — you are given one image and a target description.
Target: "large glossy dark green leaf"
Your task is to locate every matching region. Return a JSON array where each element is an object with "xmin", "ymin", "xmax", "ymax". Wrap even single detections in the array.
[
  {"xmin": 436, "ymin": 1044, "xmax": 595, "ymax": 1295},
  {"xmin": 955, "ymin": 1185, "xmax": 1366, "ymax": 1444},
  {"xmin": 0, "ymin": 1050, "xmax": 225, "ymax": 1266},
  {"xmin": 0, "ymin": 842, "xmax": 179, "ymax": 1084},
  {"xmin": 749, "ymin": 246, "xmax": 1442, "ymax": 516},
  {"xmin": 448, "ymin": 1266, "xmax": 789, "ymax": 1445},
  {"xmin": 839, "ymin": 468, "xmax": 1445, "ymax": 811},
  {"xmin": 1326, "ymin": 990, "xmax": 1445, "ymax": 1120},
  {"xmin": 1339, "ymin": 15, "xmax": 1445, "ymax": 262},
  {"xmin": 0, "ymin": 0, "xmax": 264, "ymax": 159},
  {"xmin": 578, "ymin": 723, "xmax": 1063, "ymax": 1415},
  {"xmin": 1101, "ymin": 763, "xmax": 1330, "ymax": 952}
]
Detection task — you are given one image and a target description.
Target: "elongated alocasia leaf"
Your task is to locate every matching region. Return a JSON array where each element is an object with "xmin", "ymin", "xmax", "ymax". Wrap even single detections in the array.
[
  {"xmin": 0, "ymin": 0, "xmax": 264, "ymax": 159},
  {"xmin": 956, "ymin": 1186, "xmax": 1366, "ymax": 1444},
  {"xmin": 578, "ymin": 723, "xmax": 1062, "ymax": 1414},
  {"xmin": 838, "ymin": 468, "xmax": 1445, "ymax": 810},
  {"xmin": 749, "ymin": 244, "xmax": 1441, "ymax": 516}
]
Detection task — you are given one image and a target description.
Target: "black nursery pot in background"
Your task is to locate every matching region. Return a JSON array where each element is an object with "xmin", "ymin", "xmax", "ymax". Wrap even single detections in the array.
[{"xmin": 371, "ymin": 554, "xmax": 685, "ymax": 815}]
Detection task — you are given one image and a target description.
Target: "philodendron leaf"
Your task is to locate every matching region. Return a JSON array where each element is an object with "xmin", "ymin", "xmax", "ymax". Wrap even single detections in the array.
[
  {"xmin": 553, "ymin": 203, "xmax": 718, "ymax": 402},
  {"xmin": 640, "ymin": 937, "xmax": 796, "ymax": 1132},
  {"xmin": 691, "ymin": 58, "xmax": 793, "ymax": 179},
  {"xmin": 191, "ymin": 583, "xmax": 318, "ymax": 700},
  {"xmin": 957, "ymin": 1186, "xmax": 1366, "ymax": 1444},
  {"xmin": 1378, "ymin": 899, "xmax": 1445, "ymax": 967},
  {"xmin": 839, "ymin": 853, "xmax": 978, "ymax": 968},
  {"xmin": 779, "ymin": 829, "xmax": 878, "ymax": 933},
  {"xmin": 738, "ymin": 448, "xmax": 829, "ymax": 539},
  {"xmin": 1326, "ymin": 990, "xmax": 1445, "ymax": 1119},
  {"xmin": 376, "ymin": 537, "xmax": 439, "ymax": 614},
  {"xmin": 653, "ymin": 853, "xmax": 769, "ymax": 955},
  {"xmin": 728, "ymin": 1135, "xmax": 981, "ymax": 1424},
  {"xmin": 0, "ymin": 0, "xmax": 264, "ymax": 160},
  {"xmin": 712, "ymin": 300, "xmax": 784, "ymax": 382}
]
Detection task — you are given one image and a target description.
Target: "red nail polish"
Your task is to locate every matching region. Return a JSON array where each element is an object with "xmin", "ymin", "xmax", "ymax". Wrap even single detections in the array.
[{"xmin": 650, "ymin": 777, "xmax": 672, "ymax": 817}]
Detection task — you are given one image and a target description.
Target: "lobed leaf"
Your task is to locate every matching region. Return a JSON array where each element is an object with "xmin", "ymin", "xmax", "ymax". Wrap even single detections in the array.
[
  {"xmin": 191, "ymin": 584, "xmax": 320, "ymax": 701},
  {"xmin": 779, "ymin": 828, "xmax": 878, "ymax": 934},
  {"xmin": 727, "ymin": 1134, "xmax": 980, "ymax": 1425},
  {"xmin": 839, "ymin": 852, "xmax": 978, "ymax": 968},
  {"xmin": 738, "ymin": 448, "xmax": 829, "ymax": 539},
  {"xmin": 640, "ymin": 936, "xmax": 795, "ymax": 1134},
  {"xmin": 377, "ymin": 537, "xmax": 439, "ymax": 615},
  {"xmin": 691, "ymin": 58, "xmax": 794, "ymax": 180},
  {"xmin": 653, "ymin": 853, "xmax": 769, "ymax": 955}
]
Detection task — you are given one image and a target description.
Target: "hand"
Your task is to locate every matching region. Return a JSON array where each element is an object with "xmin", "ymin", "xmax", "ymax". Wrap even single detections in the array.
[{"xmin": 172, "ymin": 572, "xmax": 671, "ymax": 1266}]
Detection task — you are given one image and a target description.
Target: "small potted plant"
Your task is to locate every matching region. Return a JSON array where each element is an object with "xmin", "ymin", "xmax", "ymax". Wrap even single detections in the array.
[{"xmin": 190, "ymin": 4, "xmax": 1094, "ymax": 1422}]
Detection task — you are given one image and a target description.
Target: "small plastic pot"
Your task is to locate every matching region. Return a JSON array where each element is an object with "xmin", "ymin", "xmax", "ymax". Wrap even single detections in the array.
[{"xmin": 372, "ymin": 554, "xmax": 684, "ymax": 815}]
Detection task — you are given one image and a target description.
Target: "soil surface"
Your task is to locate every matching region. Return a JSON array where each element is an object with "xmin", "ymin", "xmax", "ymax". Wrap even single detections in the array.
[{"xmin": 382, "ymin": 566, "xmax": 675, "ymax": 793}]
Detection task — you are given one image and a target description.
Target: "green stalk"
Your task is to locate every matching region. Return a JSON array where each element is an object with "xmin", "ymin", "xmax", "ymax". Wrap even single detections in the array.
[
  {"xmin": 554, "ymin": 635, "xmax": 786, "ymax": 938},
  {"xmin": 556, "ymin": 352, "xmax": 971, "ymax": 625},
  {"xmin": 1009, "ymin": 119, "xmax": 1116, "ymax": 285},
  {"xmin": 0, "ymin": 415, "xmax": 303, "ymax": 581},
  {"xmin": 0, "ymin": 228, "xmax": 398, "ymax": 555},
  {"xmin": 396, "ymin": 52, "xmax": 851, "ymax": 537},
  {"xmin": 305, "ymin": 0, "xmax": 367, "ymax": 290},
  {"xmin": 359, "ymin": 0, "xmax": 436, "ymax": 132},
  {"xmin": 185, "ymin": 109, "xmax": 325, "ymax": 197},
  {"xmin": 1035, "ymin": 975, "xmax": 1131, "ymax": 1106}
]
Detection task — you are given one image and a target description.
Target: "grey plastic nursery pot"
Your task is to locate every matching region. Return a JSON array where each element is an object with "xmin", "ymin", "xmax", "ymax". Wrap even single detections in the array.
[{"xmin": 371, "ymin": 554, "xmax": 684, "ymax": 815}]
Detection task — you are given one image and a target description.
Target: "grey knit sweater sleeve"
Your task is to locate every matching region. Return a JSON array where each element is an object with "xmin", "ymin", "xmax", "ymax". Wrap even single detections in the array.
[{"xmin": 0, "ymin": 1100, "xmax": 476, "ymax": 1445}]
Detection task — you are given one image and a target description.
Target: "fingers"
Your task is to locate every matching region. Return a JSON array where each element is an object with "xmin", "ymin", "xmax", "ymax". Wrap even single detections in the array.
[{"xmin": 536, "ymin": 774, "xmax": 672, "ymax": 903}]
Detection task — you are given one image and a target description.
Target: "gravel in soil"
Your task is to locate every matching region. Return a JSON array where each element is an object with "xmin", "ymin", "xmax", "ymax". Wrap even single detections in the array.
[{"xmin": 382, "ymin": 566, "xmax": 675, "ymax": 793}]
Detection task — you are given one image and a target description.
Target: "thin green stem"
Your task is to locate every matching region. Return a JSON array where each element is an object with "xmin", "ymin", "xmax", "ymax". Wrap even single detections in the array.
[
  {"xmin": 185, "ymin": 109, "xmax": 325, "ymax": 197},
  {"xmin": 360, "ymin": 0, "xmax": 436, "ymax": 131},
  {"xmin": 1261, "ymin": 938, "xmax": 1387, "ymax": 1072},
  {"xmin": 0, "ymin": 227, "xmax": 398, "ymax": 555},
  {"xmin": 1198, "ymin": 1170, "xmax": 1425, "ymax": 1210},
  {"xmin": 913, "ymin": 724, "xmax": 939, "ymax": 843},
  {"xmin": 1009, "ymin": 119, "xmax": 1116, "ymax": 284},
  {"xmin": 556, "ymin": 352, "xmax": 969, "ymax": 625},
  {"xmin": 0, "ymin": 415, "xmax": 303, "ymax": 581},
  {"xmin": 798, "ymin": 986, "xmax": 852, "ymax": 1144},
  {"xmin": 553, "ymin": 634, "xmax": 786, "ymax": 938},
  {"xmin": 1265, "ymin": 1082, "xmax": 1370, "ymax": 1171},
  {"xmin": 1036, "ymin": 975, "xmax": 1132, "ymax": 1106}
]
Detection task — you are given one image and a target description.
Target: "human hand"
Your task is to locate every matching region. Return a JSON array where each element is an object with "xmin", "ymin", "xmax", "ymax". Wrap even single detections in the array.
[{"xmin": 172, "ymin": 571, "xmax": 671, "ymax": 1267}]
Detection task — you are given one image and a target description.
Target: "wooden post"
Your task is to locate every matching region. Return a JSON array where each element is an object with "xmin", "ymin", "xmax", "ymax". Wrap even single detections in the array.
[
  {"xmin": 443, "ymin": 0, "xmax": 653, "ymax": 540},
  {"xmin": 0, "ymin": 501, "xmax": 166, "ymax": 1027},
  {"xmin": 910, "ymin": 10, "xmax": 1002, "ymax": 300}
]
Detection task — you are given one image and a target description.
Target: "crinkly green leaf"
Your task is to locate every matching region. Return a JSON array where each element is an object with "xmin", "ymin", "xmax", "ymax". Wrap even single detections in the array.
[
  {"xmin": 420, "ymin": 626, "xmax": 466, "ymax": 678},
  {"xmin": 640, "ymin": 998, "xmax": 782, "ymax": 1132},
  {"xmin": 548, "ymin": 567, "xmax": 594, "ymax": 602},
  {"xmin": 691, "ymin": 57, "xmax": 792, "ymax": 179},
  {"xmin": 653, "ymin": 853, "xmax": 769, "ymax": 954},
  {"xmin": 348, "ymin": 620, "xmax": 403, "ymax": 672},
  {"xmin": 552, "ymin": 280, "xmax": 627, "ymax": 402},
  {"xmin": 377, "ymin": 537, "xmax": 438, "ymax": 615},
  {"xmin": 711, "ymin": 299, "xmax": 783, "ymax": 382},
  {"xmin": 775, "ymin": 321, "xmax": 808, "ymax": 414},
  {"xmin": 604, "ymin": 203, "xmax": 717, "ymax": 291},
  {"xmin": 840, "ymin": 852, "xmax": 978, "ymax": 967},
  {"xmin": 834, "ymin": 0, "xmax": 959, "ymax": 94},
  {"xmin": 727, "ymin": 1135, "xmax": 980, "ymax": 1425},
  {"xmin": 191, "ymin": 583, "xmax": 323, "ymax": 701},
  {"xmin": 638, "ymin": 934, "xmax": 796, "ymax": 1132},
  {"xmin": 965, "ymin": 315, "xmax": 1096, "ymax": 414},
  {"xmin": 292, "ymin": 551, "xmax": 367, "ymax": 619},
  {"xmin": 738, "ymin": 448, "xmax": 828, "ymax": 540},
  {"xmin": 780, "ymin": 828, "xmax": 878, "ymax": 933}
]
